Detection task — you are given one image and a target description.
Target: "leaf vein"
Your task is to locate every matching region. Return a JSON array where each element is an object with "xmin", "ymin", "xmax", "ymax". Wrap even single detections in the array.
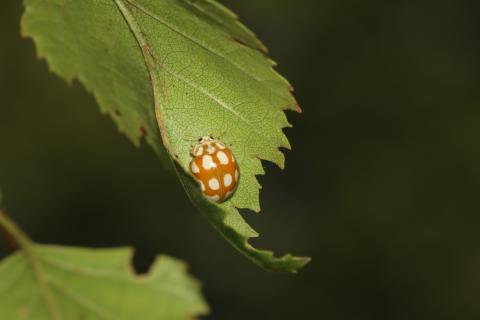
[
  {"xmin": 125, "ymin": 0, "xmax": 286, "ymax": 98},
  {"xmin": 117, "ymin": 0, "xmax": 273, "ymax": 143}
]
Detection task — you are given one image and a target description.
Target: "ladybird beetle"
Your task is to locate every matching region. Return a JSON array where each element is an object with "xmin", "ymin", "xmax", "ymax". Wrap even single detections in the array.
[{"xmin": 189, "ymin": 136, "xmax": 239, "ymax": 203}]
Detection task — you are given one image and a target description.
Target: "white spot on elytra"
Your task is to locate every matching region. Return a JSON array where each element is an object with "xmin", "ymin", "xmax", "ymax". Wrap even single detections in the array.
[
  {"xmin": 191, "ymin": 162, "xmax": 200, "ymax": 174},
  {"xmin": 209, "ymin": 178, "xmax": 220, "ymax": 190},
  {"xmin": 224, "ymin": 190, "xmax": 233, "ymax": 200},
  {"xmin": 234, "ymin": 169, "xmax": 239, "ymax": 181},
  {"xmin": 216, "ymin": 142, "xmax": 226, "ymax": 149},
  {"xmin": 231, "ymin": 155, "xmax": 235, "ymax": 163},
  {"xmin": 194, "ymin": 146, "xmax": 204, "ymax": 156},
  {"xmin": 199, "ymin": 181, "xmax": 205, "ymax": 191},
  {"xmin": 217, "ymin": 151, "xmax": 229, "ymax": 165},
  {"xmin": 207, "ymin": 143, "xmax": 216, "ymax": 154},
  {"xmin": 202, "ymin": 155, "xmax": 216, "ymax": 170},
  {"xmin": 206, "ymin": 194, "xmax": 221, "ymax": 202},
  {"xmin": 223, "ymin": 173, "xmax": 232, "ymax": 187}
]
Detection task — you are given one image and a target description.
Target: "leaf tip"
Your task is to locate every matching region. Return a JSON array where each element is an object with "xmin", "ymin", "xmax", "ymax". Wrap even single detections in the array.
[
  {"xmin": 289, "ymin": 256, "xmax": 312, "ymax": 273},
  {"xmin": 295, "ymin": 104, "xmax": 303, "ymax": 113},
  {"xmin": 272, "ymin": 254, "xmax": 311, "ymax": 274}
]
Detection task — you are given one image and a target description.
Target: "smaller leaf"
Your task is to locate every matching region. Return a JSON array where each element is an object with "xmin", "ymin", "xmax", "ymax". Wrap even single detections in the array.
[{"xmin": 0, "ymin": 245, "xmax": 208, "ymax": 319}]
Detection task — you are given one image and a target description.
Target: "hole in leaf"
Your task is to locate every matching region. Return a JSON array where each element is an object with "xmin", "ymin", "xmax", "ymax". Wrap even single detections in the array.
[{"xmin": 132, "ymin": 249, "xmax": 156, "ymax": 275}]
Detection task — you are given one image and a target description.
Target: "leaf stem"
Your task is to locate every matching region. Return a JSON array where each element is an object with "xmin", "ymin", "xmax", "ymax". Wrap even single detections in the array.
[
  {"xmin": 0, "ymin": 209, "xmax": 32, "ymax": 249},
  {"xmin": 0, "ymin": 209, "xmax": 63, "ymax": 320}
]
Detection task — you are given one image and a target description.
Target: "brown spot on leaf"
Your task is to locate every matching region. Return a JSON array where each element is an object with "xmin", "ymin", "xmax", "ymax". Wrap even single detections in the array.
[{"xmin": 232, "ymin": 37, "xmax": 246, "ymax": 48}]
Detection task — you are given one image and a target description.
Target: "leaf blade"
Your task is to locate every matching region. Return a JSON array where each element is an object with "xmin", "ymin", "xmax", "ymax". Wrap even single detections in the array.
[
  {"xmin": 22, "ymin": 0, "xmax": 310, "ymax": 272},
  {"xmin": 0, "ymin": 245, "xmax": 208, "ymax": 319}
]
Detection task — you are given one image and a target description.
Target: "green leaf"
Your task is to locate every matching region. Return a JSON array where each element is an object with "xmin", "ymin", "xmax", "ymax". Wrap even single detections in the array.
[
  {"xmin": 21, "ymin": 0, "xmax": 310, "ymax": 272},
  {"xmin": 0, "ymin": 245, "xmax": 208, "ymax": 319}
]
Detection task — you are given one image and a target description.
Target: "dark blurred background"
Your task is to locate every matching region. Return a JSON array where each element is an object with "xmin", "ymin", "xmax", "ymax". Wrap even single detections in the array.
[{"xmin": 2, "ymin": 0, "xmax": 480, "ymax": 319}]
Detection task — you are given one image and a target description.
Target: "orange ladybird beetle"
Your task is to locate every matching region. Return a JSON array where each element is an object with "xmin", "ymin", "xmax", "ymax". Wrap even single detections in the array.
[{"xmin": 189, "ymin": 136, "xmax": 239, "ymax": 203}]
